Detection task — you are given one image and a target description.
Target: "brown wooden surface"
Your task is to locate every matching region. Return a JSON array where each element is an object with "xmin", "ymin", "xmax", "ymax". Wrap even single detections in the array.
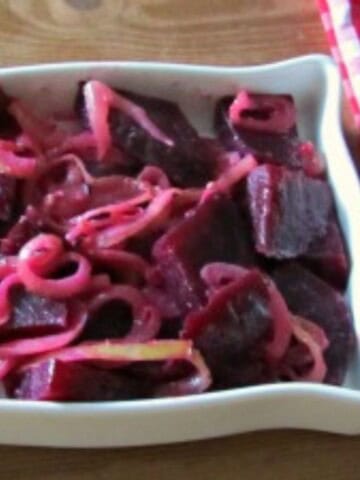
[{"xmin": 0, "ymin": 0, "xmax": 359, "ymax": 478}]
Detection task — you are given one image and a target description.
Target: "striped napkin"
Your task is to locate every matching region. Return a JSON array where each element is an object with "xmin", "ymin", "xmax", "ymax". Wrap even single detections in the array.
[{"xmin": 318, "ymin": 0, "xmax": 360, "ymax": 126}]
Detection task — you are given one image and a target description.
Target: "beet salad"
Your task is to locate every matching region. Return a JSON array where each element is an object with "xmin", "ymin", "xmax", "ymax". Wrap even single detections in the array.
[{"xmin": 0, "ymin": 80, "xmax": 353, "ymax": 401}]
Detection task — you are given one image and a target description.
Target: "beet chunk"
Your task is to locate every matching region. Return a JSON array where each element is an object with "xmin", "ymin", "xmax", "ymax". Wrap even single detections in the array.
[
  {"xmin": 153, "ymin": 195, "xmax": 255, "ymax": 316},
  {"xmin": 273, "ymin": 263, "xmax": 355, "ymax": 384},
  {"xmin": 183, "ymin": 270, "xmax": 273, "ymax": 388},
  {"xmin": 8, "ymin": 359, "xmax": 145, "ymax": 401},
  {"xmin": 214, "ymin": 95, "xmax": 303, "ymax": 169},
  {"xmin": 75, "ymin": 84, "xmax": 218, "ymax": 187},
  {"xmin": 302, "ymin": 219, "xmax": 349, "ymax": 290},
  {"xmin": 0, "ymin": 287, "xmax": 68, "ymax": 341},
  {"xmin": 108, "ymin": 90, "xmax": 217, "ymax": 187},
  {"xmin": 247, "ymin": 164, "xmax": 332, "ymax": 259}
]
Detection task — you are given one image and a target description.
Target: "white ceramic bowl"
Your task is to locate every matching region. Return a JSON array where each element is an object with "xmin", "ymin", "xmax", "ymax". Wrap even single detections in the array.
[{"xmin": 0, "ymin": 55, "xmax": 359, "ymax": 448}]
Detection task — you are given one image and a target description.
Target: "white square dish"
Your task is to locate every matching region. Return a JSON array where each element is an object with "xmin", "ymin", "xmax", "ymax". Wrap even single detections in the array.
[{"xmin": 0, "ymin": 54, "xmax": 359, "ymax": 448}]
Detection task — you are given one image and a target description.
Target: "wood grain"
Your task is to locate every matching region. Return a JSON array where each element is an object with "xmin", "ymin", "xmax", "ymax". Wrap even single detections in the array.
[
  {"xmin": 0, "ymin": 0, "xmax": 359, "ymax": 478},
  {"xmin": 0, "ymin": 0, "xmax": 327, "ymax": 66}
]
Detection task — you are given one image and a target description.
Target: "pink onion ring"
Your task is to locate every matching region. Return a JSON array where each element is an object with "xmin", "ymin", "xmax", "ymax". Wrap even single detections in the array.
[
  {"xmin": 228, "ymin": 90, "xmax": 296, "ymax": 133},
  {"xmin": 18, "ymin": 234, "xmax": 91, "ymax": 299},
  {"xmin": 285, "ymin": 315, "xmax": 329, "ymax": 382},
  {"xmin": 88, "ymin": 285, "xmax": 161, "ymax": 342},
  {"xmin": 201, "ymin": 262, "xmax": 249, "ymax": 291}
]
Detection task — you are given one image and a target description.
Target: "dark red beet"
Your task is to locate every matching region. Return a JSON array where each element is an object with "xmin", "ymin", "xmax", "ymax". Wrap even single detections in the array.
[
  {"xmin": 108, "ymin": 91, "xmax": 218, "ymax": 187},
  {"xmin": 182, "ymin": 270, "xmax": 273, "ymax": 388},
  {"xmin": 75, "ymin": 83, "xmax": 218, "ymax": 187},
  {"xmin": 0, "ymin": 286, "xmax": 68, "ymax": 341},
  {"xmin": 302, "ymin": 219, "xmax": 349, "ymax": 290},
  {"xmin": 273, "ymin": 263, "xmax": 355, "ymax": 384},
  {"xmin": 8, "ymin": 359, "xmax": 146, "ymax": 401},
  {"xmin": 152, "ymin": 195, "xmax": 255, "ymax": 316},
  {"xmin": 214, "ymin": 95, "xmax": 304, "ymax": 169},
  {"xmin": 247, "ymin": 164, "xmax": 332, "ymax": 259}
]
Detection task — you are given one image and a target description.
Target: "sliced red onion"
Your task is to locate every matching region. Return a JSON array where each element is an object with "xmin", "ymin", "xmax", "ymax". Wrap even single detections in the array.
[
  {"xmin": 154, "ymin": 350, "xmax": 212, "ymax": 397},
  {"xmin": 18, "ymin": 234, "xmax": 63, "ymax": 275},
  {"xmin": 0, "ymin": 149, "xmax": 37, "ymax": 178},
  {"xmin": 92, "ymin": 189, "xmax": 176, "ymax": 248},
  {"xmin": 0, "ymin": 302, "xmax": 87, "ymax": 357},
  {"xmin": 201, "ymin": 154, "xmax": 257, "ymax": 201},
  {"xmin": 18, "ymin": 234, "xmax": 91, "ymax": 299},
  {"xmin": 86, "ymin": 248, "xmax": 150, "ymax": 284},
  {"xmin": 229, "ymin": 91, "xmax": 296, "ymax": 134},
  {"xmin": 84, "ymin": 81, "xmax": 174, "ymax": 159},
  {"xmin": 228, "ymin": 91, "xmax": 253, "ymax": 125},
  {"xmin": 265, "ymin": 279, "xmax": 293, "ymax": 362},
  {"xmin": 297, "ymin": 316, "xmax": 329, "ymax": 351},
  {"xmin": 22, "ymin": 339, "xmax": 211, "ymax": 396},
  {"xmin": 82, "ymin": 274, "xmax": 112, "ymax": 295},
  {"xmin": 89, "ymin": 285, "xmax": 161, "ymax": 342},
  {"xmin": 284, "ymin": 315, "xmax": 329, "ymax": 382},
  {"xmin": 66, "ymin": 202, "xmax": 146, "ymax": 246},
  {"xmin": 201, "ymin": 262, "xmax": 249, "ymax": 290}
]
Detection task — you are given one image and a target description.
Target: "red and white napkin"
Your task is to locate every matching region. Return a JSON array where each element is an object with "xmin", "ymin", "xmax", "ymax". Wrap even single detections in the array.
[{"xmin": 318, "ymin": 0, "xmax": 360, "ymax": 126}]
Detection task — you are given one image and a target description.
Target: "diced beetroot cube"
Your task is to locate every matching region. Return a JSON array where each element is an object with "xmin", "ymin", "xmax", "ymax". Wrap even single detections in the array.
[
  {"xmin": 8, "ymin": 359, "xmax": 145, "ymax": 401},
  {"xmin": 247, "ymin": 164, "xmax": 332, "ymax": 259},
  {"xmin": 108, "ymin": 90, "xmax": 217, "ymax": 187},
  {"xmin": 0, "ymin": 287, "xmax": 68, "ymax": 341},
  {"xmin": 302, "ymin": 219, "xmax": 349, "ymax": 290},
  {"xmin": 214, "ymin": 95, "xmax": 304, "ymax": 169},
  {"xmin": 75, "ymin": 84, "xmax": 218, "ymax": 187},
  {"xmin": 273, "ymin": 263, "xmax": 355, "ymax": 385},
  {"xmin": 0, "ymin": 174, "xmax": 17, "ymax": 223},
  {"xmin": 152, "ymin": 195, "xmax": 256, "ymax": 316},
  {"xmin": 182, "ymin": 270, "xmax": 273, "ymax": 388}
]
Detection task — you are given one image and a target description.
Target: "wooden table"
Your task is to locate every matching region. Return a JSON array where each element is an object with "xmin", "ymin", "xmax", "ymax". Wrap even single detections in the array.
[{"xmin": 0, "ymin": 0, "xmax": 359, "ymax": 478}]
